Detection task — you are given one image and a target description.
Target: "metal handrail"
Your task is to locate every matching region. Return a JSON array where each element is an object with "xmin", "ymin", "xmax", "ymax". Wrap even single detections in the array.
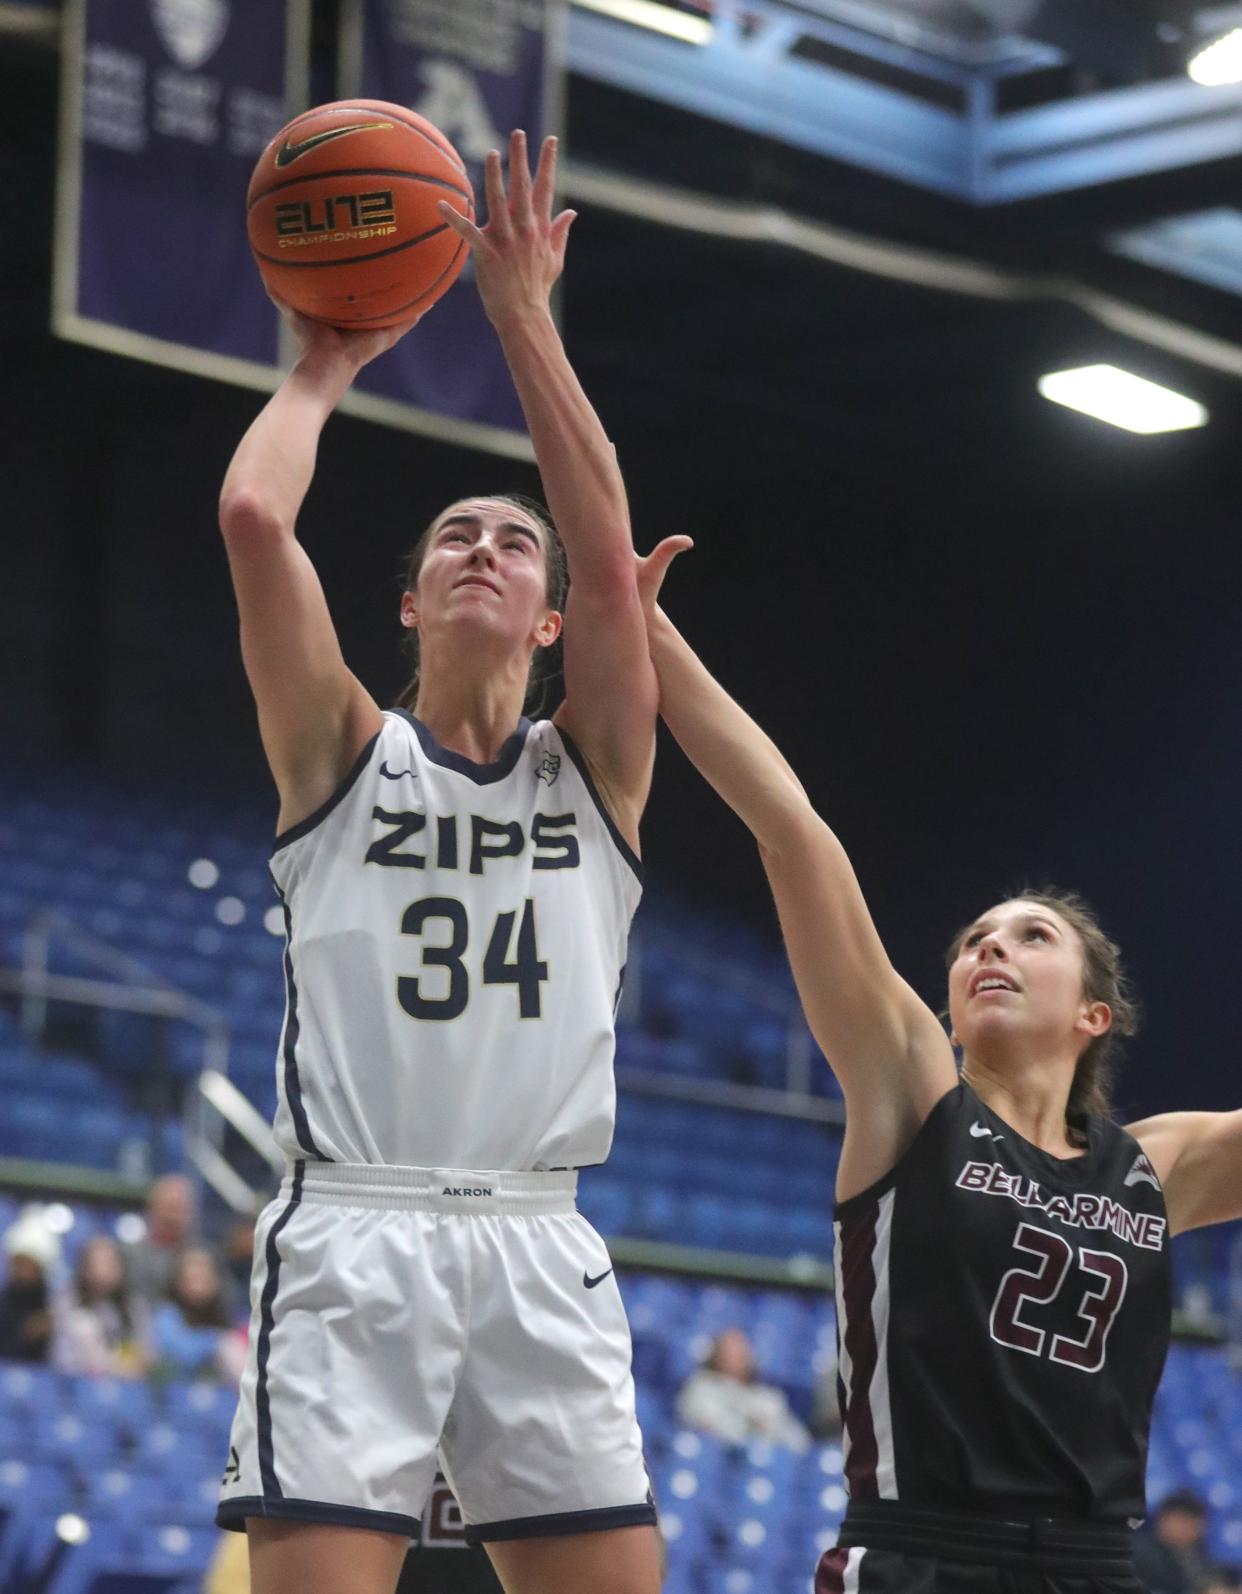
[
  {"xmin": 0, "ymin": 910, "xmax": 249, "ymax": 1208},
  {"xmin": 618, "ymin": 1067, "xmax": 844, "ymax": 1127},
  {"xmin": 624, "ymin": 924, "xmax": 823, "ymax": 1098},
  {"xmin": 196, "ymin": 1069, "xmax": 282, "ymax": 1173}
]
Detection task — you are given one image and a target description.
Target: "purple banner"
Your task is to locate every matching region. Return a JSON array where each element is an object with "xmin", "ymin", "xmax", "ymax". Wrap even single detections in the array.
[
  {"xmin": 344, "ymin": 0, "xmax": 562, "ymax": 446},
  {"xmin": 59, "ymin": 0, "xmax": 299, "ymax": 369}
]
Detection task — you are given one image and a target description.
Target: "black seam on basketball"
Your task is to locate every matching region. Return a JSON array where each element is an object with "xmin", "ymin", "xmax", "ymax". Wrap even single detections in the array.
[
  {"xmin": 338, "ymin": 237, "xmax": 467, "ymax": 321},
  {"xmin": 328, "ymin": 103, "xmax": 468, "ymax": 175},
  {"xmin": 248, "ymin": 168, "xmax": 472, "ymax": 210},
  {"xmin": 251, "ymin": 221, "xmax": 453, "ymax": 270},
  {"xmin": 271, "ymin": 104, "xmax": 466, "ymax": 176},
  {"xmin": 297, "ymin": 237, "xmax": 467, "ymax": 323}
]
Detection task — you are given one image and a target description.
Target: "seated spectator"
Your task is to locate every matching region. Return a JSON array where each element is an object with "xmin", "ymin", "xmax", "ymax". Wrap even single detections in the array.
[
  {"xmin": 150, "ymin": 1247, "xmax": 245, "ymax": 1386},
  {"xmin": 0, "ymin": 1212, "xmax": 58, "ymax": 1363},
  {"xmin": 0, "ymin": 1209, "xmax": 60, "ymax": 1363},
  {"xmin": 809, "ymin": 1345, "xmax": 843, "ymax": 1440},
  {"xmin": 1133, "ymin": 1489, "xmax": 1212, "ymax": 1594},
  {"xmin": 677, "ymin": 1326, "xmax": 810, "ymax": 1451},
  {"xmin": 1203, "ymin": 1569, "xmax": 1241, "ymax": 1594},
  {"xmin": 219, "ymin": 1212, "xmax": 259, "ymax": 1326},
  {"xmin": 122, "ymin": 1173, "xmax": 196, "ymax": 1305},
  {"xmin": 55, "ymin": 1235, "xmax": 147, "ymax": 1378}
]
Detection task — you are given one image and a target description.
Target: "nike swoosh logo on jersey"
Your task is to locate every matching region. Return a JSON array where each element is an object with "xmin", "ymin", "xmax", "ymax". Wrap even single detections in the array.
[
  {"xmin": 583, "ymin": 1267, "xmax": 614, "ymax": 1289},
  {"xmin": 969, "ymin": 1122, "xmax": 1003, "ymax": 1141},
  {"xmin": 274, "ymin": 121, "xmax": 387, "ymax": 167},
  {"xmin": 379, "ymin": 762, "xmax": 417, "ymax": 780}
]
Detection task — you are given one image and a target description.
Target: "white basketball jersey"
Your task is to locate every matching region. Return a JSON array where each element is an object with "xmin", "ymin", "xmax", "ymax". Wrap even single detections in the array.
[{"xmin": 267, "ymin": 710, "xmax": 642, "ymax": 1170}]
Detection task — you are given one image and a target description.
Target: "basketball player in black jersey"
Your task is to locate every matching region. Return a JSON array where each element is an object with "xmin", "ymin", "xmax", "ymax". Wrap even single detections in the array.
[{"xmin": 634, "ymin": 538, "xmax": 1242, "ymax": 1594}]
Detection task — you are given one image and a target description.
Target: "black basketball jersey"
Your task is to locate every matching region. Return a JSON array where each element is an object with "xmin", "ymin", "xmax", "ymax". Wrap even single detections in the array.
[{"xmin": 834, "ymin": 1080, "xmax": 1171, "ymax": 1523}]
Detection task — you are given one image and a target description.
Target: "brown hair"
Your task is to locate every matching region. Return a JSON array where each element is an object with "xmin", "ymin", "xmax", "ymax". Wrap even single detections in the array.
[
  {"xmin": 168, "ymin": 1247, "xmax": 230, "ymax": 1330},
  {"xmin": 945, "ymin": 886, "xmax": 1140, "ymax": 1140},
  {"xmin": 395, "ymin": 495, "xmax": 568, "ymax": 717}
]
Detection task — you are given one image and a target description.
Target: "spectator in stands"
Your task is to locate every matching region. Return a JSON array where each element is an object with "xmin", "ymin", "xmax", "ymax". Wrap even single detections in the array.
[
  {"xmin": 122, "ymin": 1173, "xmax": 195, "ymax": 1304},
  {"xmin": 0, "ymin": 1208, "xmax": 59, "ymax": 1363},
  {"xmin": 809, "ymin": 1346, "xmax": 844, "ymax": 1441},
  {"xmin": 219, "ymin": 1212, "xmax": 258, "ymax": 1326},
  {"xmin": 55, "ymin": 1234, "xmax": 147, "ymax": 1378},
  {"xmin": 123, "ymin": 1173, "xmax": 199, "ymax": 1307},
  {"xmin": 1133, "ymin": 1489, "xmax": 1213, "ymax": 1594},
  {"xmin": 1203, "ymin": 1569, "xmax": 1242, "ymax": 1594},
  {"xmin": 149, "ymin": 1247, "xmax": 245, "ymax": 1386},
  {"xmin": 677, "ymin": 1327, "xmax": 810, "ymax": 1451}
]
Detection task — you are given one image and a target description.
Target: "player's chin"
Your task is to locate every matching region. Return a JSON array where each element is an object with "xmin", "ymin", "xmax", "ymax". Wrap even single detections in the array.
[
  {"xmin": 443, "ymin": 604, "xmax": 529, "ymax": 651},
  {"xmin": 957, "ymin": 1008, "xmax": 1025, "ymax": 1048}
]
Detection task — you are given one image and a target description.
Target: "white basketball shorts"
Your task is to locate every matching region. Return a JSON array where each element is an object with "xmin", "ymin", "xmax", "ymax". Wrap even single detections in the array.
[{"xmin": 216, "ymin": 1160, "xmax": 656, "ymax": 1543}]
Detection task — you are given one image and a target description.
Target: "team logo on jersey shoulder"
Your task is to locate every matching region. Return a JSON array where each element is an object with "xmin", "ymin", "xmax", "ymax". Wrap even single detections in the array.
[
  {"xmin": 1124, "ymin": 1152, "xmax": 1162, "ymax": 1191},
  {"xmin": 535, "ymin": 752, "xmax": 561, "ymax": 786}
]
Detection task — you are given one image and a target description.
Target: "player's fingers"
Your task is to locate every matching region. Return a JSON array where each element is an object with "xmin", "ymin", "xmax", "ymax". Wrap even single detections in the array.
[
  {"xmin": 549, "ymin": 208, "xmax": 577, "ymax": 258},
  {"xmin": 649, "ymin": 535, "xmax": 696, "ymax": 569},
  {"xmin": 531, "ymin": 135, "xmax": 559, "ymax": 220},
  {"xmin": 637, "ymin": 536, "xmax": 695, "ymax": 608},
  {"xmin": 482, "ymin": 148, "xmax": 510, "ymax": 234},
  {"xmin": 437, "ymin": 201, "xmax": 486, "ymax": 249},
  {"xmin": 508, "ymin": 128, "xmax": 535, "ymax": 225}
]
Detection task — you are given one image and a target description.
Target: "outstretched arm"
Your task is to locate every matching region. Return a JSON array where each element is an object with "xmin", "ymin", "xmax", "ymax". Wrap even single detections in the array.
[
  {"xmin": 1126, "ymin": 1110, "xmax": 1242, "ymax": 1233},
  {"xmin": 439, "ymin": 132, "xmax": 654, "ymax": 852},
  {"xmin": 219, "ymin": 313, "xmax": 416, "ymax": 829},
  {"xmin": 638, "ymin": 542, "xmax": 956, "ymax": 1192}
]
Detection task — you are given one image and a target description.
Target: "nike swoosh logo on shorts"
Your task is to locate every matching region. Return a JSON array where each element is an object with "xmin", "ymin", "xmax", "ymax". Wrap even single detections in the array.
[
  {"xmin": 274, "ymin": 122, "xmax": 387, "ymax": 167},
  {"xmin": 380, "ymin": 762, "xmax": 416, "ymax": 780},
  {"xmin": 583, "ymin": 1268, "xmax": 614, "ymax": 1289}
]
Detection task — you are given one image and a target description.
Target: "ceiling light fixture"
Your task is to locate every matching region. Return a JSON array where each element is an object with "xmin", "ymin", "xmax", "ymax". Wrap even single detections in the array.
[
  {"xmin": 572, "ymin": 0, "xmax": 713, "ymax": 46},
  {"xmin": 1187, "ymin": 27, "xmax": 1242, "ymax": 84},
  {"xmin": 1037, "ymin": 365, "xmax": 1208, "ymax": 433}
]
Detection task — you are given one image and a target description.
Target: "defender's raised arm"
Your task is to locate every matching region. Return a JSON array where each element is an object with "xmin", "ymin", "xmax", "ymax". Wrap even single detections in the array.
[{"xmin": 637, "ymin": 547, "xmax": 956, "ymax": 1197}]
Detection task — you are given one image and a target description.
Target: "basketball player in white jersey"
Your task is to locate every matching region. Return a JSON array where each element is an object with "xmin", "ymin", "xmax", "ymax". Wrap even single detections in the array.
[{"xmin": 215, "ymin": 132, "xmax": 661, "ymax": 1594}]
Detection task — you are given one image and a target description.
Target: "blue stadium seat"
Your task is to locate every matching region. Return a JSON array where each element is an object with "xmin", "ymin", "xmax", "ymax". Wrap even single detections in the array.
[
  {"xmin": 75, "ymin": 1377, "xmax": 154, "ymax": 1438},
  {"xmin": 576, "ymin": 1175, "xmax": 632, "ymax": 1238},
  {"xmin": 35, "ymin": 1412, "xmax": 125, "ymax": 1474},
  {"xmin": 0, "ymin": 1365, "xmax": 65, "ymax": 1423},
  {"xmin": 132, "ymin": 1520, "xmax": 221, "ymax": 1576},
  {"xmin": 163, "ymin": 1380, "xmax": 235, "ymax": 1434},
  {"xmin": 133, "ymin": 1422, "xmax": 221, "ymax": 1475},
  {"xmin": 2, "ymin": 1510, "xmax": 127, "ymax": 1594}
]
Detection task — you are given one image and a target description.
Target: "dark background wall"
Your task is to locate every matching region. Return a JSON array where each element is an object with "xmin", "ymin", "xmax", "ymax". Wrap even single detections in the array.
[{"xmin": 5, "ymin": 21, "xmax": 1242, "ymax": 1120}]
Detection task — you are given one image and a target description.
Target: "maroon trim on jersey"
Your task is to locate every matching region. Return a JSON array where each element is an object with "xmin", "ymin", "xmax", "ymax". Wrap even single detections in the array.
[
  {"xmin": 839, "ymin": 1198, "xmax": 881, "ymax": 1499},
  {"xmin": 815, "ymin": 1546, "xmax": 849, "ymax": 1593}
]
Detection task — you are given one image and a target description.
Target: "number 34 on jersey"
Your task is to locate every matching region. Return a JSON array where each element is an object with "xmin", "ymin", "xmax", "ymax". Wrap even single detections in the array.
[{"xmin": 366, "ymin": 803, "xmax": 578, "ymax": 1023}]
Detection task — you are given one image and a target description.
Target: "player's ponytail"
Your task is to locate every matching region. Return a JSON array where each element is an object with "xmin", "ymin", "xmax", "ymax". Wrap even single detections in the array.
[{"xmin": 396, "ymin": 495, "xmax": 568, "ymax": 717}]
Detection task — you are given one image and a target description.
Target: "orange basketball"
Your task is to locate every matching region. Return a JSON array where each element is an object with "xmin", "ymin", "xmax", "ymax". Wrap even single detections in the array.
[{"xmin": 247, "ymin": 99, "xmax": 474, "ymax": 329}]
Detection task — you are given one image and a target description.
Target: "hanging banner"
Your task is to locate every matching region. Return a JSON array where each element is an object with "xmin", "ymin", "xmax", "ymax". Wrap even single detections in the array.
[
  {"xmin": 338, "ymin": 0, "xmax": 565, "ymax": 459},
  {"xmin": 53, "ymin": 0, "xmax": 308, "ymax": 390}
]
